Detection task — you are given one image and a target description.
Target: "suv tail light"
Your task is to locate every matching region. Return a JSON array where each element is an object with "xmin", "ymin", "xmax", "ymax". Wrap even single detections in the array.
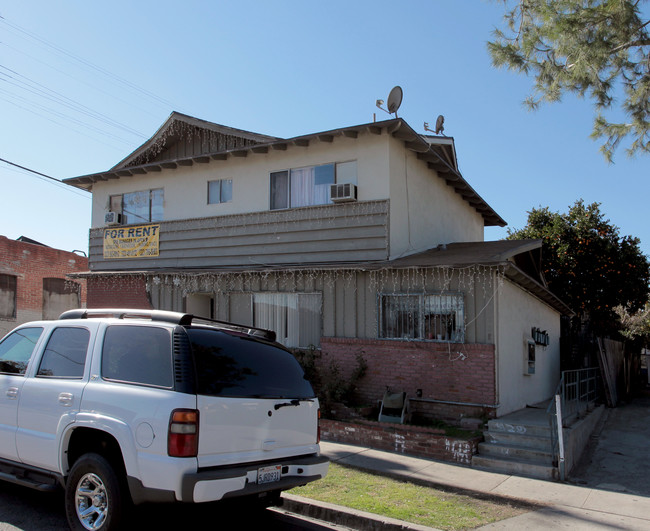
[{"xmin": 168, "ymin": 409, "xmax": 199, "ymax": 457}]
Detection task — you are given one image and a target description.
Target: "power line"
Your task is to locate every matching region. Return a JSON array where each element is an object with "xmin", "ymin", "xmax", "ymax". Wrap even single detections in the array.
[
  {"xmin": 0, "ymin": 40, "xmax": 163, "ymax": 121},
  {"xmin": 0, "ymin": 64, "xmax": 147, "ymax": 139},
  {"xmin": 0, "ymin": 16, "xmax": 179, "ymax": 110},
  {"xmin": 0, "ymin": 157, "xmax": 62, "ymax": 183},
  {"xmin": 0, "ymin": 157, "xmax": 90, "ymax": 197}
]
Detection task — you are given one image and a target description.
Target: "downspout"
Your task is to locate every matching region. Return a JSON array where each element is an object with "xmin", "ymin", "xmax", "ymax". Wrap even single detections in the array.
[{"xmin": 493, "ymin": 268, "xmax": 500, "ymax": 417}]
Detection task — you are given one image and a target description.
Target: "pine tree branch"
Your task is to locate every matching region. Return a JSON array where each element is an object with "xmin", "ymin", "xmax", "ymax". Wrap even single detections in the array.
[{"xmin": 610, "ymin": 20, "xmax": 650, "ymax": 53}]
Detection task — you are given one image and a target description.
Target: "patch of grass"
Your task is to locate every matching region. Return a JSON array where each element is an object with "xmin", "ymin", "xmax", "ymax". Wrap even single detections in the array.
[{"xmin": 290, "ymin": 463, "xmax": 532, "ymax": 530}]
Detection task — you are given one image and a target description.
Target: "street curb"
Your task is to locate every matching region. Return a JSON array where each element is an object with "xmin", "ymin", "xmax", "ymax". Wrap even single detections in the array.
[{"xmin": 280, "ymin": 493, "xmax": 439, "ymax": 531}]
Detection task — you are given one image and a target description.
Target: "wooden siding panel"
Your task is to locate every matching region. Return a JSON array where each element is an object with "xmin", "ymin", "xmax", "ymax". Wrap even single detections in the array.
[
  {"xmin": 143, "ymin": 266, "xmax": 494, "ymax": 345},
  {"xmin": 89, "ymin": 201, "xmax": 389, "ymax": 271}
]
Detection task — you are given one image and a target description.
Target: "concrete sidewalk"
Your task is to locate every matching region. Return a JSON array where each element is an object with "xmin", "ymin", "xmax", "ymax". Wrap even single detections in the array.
[
  {"xmin": 282, "ymin": 395, "xmax": 650, "ymax": 529},
  {"xmin": 315, "ymin": 440, "xmax": 650, "ymax": 529}
]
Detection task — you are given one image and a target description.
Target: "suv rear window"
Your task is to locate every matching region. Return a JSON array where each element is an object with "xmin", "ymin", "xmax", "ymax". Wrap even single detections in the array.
[
  {"xmin": 102, "ymin": 325, "xmax": 173, "ymax": 388},
  {"xmin": 187, "ymin": 328, "xmax": 314, "ymax": 399}
]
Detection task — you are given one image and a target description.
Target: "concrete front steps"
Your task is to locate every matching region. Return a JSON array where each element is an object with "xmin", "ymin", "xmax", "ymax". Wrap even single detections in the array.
[{"xmin": 472, "ymin": 407, "xmax": 559, "ymax": 481}]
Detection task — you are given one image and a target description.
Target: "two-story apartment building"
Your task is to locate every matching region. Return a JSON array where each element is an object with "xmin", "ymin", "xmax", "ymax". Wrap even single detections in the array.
[{"xmin": 64, "ymin": 112, "xmax": 571, "ymax": 419}]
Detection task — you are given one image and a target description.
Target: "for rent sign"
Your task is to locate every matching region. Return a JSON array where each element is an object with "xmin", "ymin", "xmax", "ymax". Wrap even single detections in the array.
[{"xmin": 103, "ymin": 224, "xmax": 160, "ymax": 259}]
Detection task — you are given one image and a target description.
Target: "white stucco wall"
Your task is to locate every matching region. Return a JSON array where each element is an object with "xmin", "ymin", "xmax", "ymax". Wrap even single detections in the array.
[
  {"xmin": 90, "ymin": 130, "xmax": 488, "ymax": 255},
  {"xmin": 495, "ymin": 277, "xmax": 562, "ymax": 416},
  {"xmin": 90, "ymin": 131, "xmax": 389, "ymax": 228},
  {"xmin": 386, "ymin": 137, "xmax": 485, "ymax": 258}
]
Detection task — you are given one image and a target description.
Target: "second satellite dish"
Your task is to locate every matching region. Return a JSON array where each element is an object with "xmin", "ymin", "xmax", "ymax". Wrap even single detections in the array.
[{"xmin": 387, "ymin": 86, "xmax": 403, "ymax": 116}]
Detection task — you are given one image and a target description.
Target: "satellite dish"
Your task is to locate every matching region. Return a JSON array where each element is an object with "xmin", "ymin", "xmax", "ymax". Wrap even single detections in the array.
[{"xmin": 386, "ymin": 86, "xmax": 403, "ymax": 115}]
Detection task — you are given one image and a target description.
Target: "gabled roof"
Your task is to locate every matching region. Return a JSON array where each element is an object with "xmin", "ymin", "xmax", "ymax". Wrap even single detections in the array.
[
  {"xmin": 64, "ymin": 114, "xmax": 506, "ymax": 227},
  {"xmin": 112, "ymin": 112, "xmax": 279, "ymax": 169}
]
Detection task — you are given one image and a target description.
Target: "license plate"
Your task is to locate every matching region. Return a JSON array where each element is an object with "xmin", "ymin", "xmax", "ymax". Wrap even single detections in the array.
[{"xmin": 258, "ymin": 465, "xmax": 281, "ymax": 484}]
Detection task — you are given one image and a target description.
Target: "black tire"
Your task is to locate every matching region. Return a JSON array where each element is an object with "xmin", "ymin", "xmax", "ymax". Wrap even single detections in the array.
[{"xmin": 64, "ymin": 453, "xmax": 126, "ymax": 531}]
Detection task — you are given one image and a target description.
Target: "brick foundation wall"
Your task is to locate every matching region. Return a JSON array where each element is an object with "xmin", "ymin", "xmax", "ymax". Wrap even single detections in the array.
[
  {"xmin": 320, "ymin": 337, "xmax": 497, "ymax": 422},
  {"xmin": 321, "ymin": 419, "xmax": 481, "ymax": 465},
  {"xmin": 87, "ymin": 275, "xmax": 152, "ymax": 309}
]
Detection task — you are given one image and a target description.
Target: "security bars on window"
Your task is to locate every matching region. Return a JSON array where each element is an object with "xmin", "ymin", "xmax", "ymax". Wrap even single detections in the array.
[{"xmin": 379, "ymin": 293, "xmax": 465, "ymax": 342}]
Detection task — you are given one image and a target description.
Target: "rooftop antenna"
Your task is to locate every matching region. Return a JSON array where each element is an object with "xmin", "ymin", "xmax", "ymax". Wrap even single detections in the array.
[{"xmin": 376, "ymin": 86, "xmax": 403, "ymax": 118}]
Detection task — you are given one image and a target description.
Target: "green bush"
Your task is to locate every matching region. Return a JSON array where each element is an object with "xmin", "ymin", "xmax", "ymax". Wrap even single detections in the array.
[{"xmin": 292, "ymin": 347, "xmax": 367, "ymax": 417}]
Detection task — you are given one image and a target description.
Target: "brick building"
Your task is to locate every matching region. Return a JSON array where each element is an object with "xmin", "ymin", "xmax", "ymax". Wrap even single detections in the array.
[{"xmin": 0, "ymin": 236, "xmax": 88, "ymax": 337}]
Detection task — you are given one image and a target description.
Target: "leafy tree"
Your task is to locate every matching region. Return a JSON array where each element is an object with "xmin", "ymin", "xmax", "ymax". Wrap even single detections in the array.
[
  {"xmin": 489, "ymin": 0, "xmax": 650, "ymax": 161},
  {"xmin": 508, "ymin": 200, "xmax": 650, "ymax": 336},
  {"xmin": 615, "ymin": 299, "xmax": 650, "ymax": 343}
]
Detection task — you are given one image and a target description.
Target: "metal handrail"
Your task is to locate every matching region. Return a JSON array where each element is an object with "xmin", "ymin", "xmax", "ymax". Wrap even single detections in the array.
[
  {"xmin": 546, "ymin": 376, "xmax": 564, "ymax": 479},
  {"xmin": 547, "ymin": 368, "xmax": 600, "ymax": 481}
]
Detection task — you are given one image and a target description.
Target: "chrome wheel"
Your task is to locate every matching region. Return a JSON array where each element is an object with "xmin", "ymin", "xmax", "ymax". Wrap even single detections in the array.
[
  {"xmin": 66, "ymin": 453, "xmax": 126, "ymax": 531},
  {"xmin": 74, "ymin": 472, "xmax": 110, "ymax": 530}
]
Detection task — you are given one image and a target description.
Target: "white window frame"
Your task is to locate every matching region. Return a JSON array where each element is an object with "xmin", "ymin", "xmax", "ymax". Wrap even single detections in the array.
[
  {"xmin": 269, "ymin": 161, "xmax": 356, "ymax": 210},
  {"xmin": 207, "ymin": 179, "xmax": 233, "ymax": 205},
  {"xmin": 378, "ymin": 292, "xmax": 465, "ymax": 342},
  {"xmin": 112, "ymin": 188, "xmax": 164, "ymax": 224}
]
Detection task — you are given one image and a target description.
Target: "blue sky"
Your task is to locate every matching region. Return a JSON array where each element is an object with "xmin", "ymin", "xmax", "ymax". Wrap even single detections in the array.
[{"xmin": 1, "ymin": 1, "xmax": 648, "ymax": 258}]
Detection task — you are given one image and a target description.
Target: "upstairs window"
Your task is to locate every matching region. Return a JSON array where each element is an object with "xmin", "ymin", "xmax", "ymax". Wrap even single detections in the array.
[
  {"xmin": 379, "ymin": 293, "xmax": 465, "ymax": 342},
  {"xmin": 111, "ymin": 189, "xmax": 164, "ymax": 224},
  {"xmin": 208, "ymin": 179, "xmax": 233, "ymax": 204},
  {"xmin": 270, "ymin": 161, "xmax": 356, "ymax": 210}
]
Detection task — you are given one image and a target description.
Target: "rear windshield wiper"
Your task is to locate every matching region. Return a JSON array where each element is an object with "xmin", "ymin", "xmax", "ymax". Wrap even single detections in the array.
[{"xmin": 274, "ymin": 398, "xmax": 314, "ymax": 410}]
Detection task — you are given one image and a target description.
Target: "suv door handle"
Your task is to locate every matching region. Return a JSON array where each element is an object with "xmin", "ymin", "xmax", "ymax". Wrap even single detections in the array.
[
  {"xmin": 6, "ymin": 387, "xmax": 18, "ymax": 400},
  {"xmin": 58, "ymin": 393, "xmax": 74, "ymax": 406}
]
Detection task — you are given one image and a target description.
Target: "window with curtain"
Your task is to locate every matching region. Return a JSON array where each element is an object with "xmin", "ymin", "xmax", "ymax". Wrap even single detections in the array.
[
  {"xmin": 379, "ymin": 293, "xmax": 465, "ymax": 342},
  {"xmin": 208, "ymin": 179, "xmax": 232, "ymax": 204},
  {"xmin": 252, "ymin": 293, "xmax": 322, "ymax": 348},
  {"xmin": 271, "ymin": 162, "xmax": 347, "ymax": 210},
  {"xmin": 121, "ymin": 188, "xmax": 164, "ymax": 224}
]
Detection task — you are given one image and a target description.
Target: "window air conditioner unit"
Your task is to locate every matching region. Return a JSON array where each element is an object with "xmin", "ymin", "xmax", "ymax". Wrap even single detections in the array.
[
  {"xmin": 105, "ymin": 212, "xmax": 123, "ymax": 225},
  {"xmin": 330, "ymin": 183, "xmax": 357, "ymax": 203}
]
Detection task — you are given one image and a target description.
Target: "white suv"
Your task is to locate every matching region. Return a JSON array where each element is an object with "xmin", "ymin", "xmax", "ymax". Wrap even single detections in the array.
[{"xmin": 0, "ymin": 309, "xmax": 328, "ymax": 530}]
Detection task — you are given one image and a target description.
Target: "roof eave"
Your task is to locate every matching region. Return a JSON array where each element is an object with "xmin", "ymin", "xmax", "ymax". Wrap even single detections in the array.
[{"xmin": 63, "ymin": 117, "xmax": 506, "ymax": 226}]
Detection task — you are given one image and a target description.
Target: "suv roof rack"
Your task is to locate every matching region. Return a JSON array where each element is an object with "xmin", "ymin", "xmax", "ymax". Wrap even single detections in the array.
[
  {"xmin": 190, "ymin": 315, "xmax": 277, "ymax": 342},
  {"xmin": 59, "ymin": 308, "xmax": 192, "ymax": 325},
  {"xmin": 58, "ymin": 309, "xmax": 277, "ymax": 342}
]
